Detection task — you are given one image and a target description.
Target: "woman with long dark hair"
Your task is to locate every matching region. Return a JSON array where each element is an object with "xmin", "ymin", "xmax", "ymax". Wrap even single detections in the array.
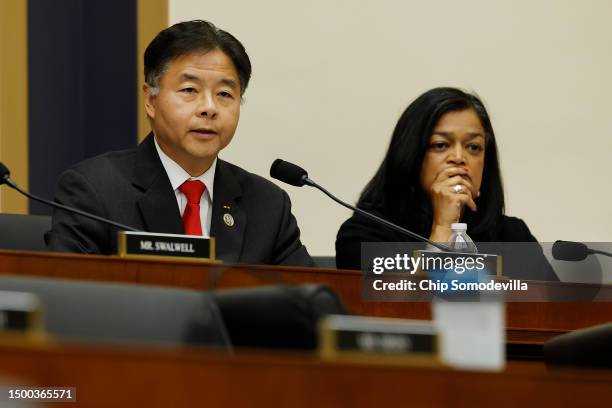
[{"xmin": 336, "ymin": 87, "xmax": 557, "ymax": 280}]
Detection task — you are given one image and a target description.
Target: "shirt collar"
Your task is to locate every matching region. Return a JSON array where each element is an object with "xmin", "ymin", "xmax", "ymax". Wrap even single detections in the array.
[{"xmin": 153, "ymin": 136, "xmax": 216, "ymax": 200}]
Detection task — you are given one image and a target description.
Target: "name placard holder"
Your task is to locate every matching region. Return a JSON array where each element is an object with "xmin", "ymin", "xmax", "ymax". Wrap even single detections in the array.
[
  {"xmin": 319, "ymin": 315, "xmax": 441, "ymax": 366},
  {"xmin": 118, "ymin": 231, "xmax": 217, "ymax": 262},
  {"xmin": 0, "ymin": 291, "xmax": 45, "ymax": 341}
]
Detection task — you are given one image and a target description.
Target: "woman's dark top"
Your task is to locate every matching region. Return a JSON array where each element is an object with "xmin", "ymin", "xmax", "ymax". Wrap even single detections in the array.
[{"xmin": 335, "ymin": 210, "xmax": 558, "ymax": 281}]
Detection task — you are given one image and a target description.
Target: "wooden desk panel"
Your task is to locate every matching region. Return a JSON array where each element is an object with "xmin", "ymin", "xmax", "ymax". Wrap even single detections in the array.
[
  {"xmin": 1, "ymin": 250, "xmax": 611, "ymax": 344},
  {"xmin": 1, "ymin": 340, "xmax": 611, "ymax": 408}
]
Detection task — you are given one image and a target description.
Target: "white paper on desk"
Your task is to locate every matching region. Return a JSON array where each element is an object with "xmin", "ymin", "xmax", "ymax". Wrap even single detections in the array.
[{"xmin": 433, "ymin": 300, "xmax": 505, "ymax": 371}]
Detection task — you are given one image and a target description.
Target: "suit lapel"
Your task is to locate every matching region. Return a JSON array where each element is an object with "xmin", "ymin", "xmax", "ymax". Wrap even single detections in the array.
[
  {"xmin": 132, "ymin": 134, "xmax": 184, "ymax": 234},
  {"xmin": 130, "ymin": 137, "xmax": 245, "ymax": 260},
  {"xmin": 210, "ymin": 159, "xmax": 245, "ymax": 263}
]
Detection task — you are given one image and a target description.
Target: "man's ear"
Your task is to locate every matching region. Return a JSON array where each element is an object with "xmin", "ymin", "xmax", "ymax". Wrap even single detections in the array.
[{"xmin": 143, "ymin": 83, "xmax": 157, "ymax": 119}]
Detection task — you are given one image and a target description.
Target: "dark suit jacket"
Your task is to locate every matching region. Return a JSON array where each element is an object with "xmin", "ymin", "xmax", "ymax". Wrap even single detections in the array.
[
  {"xmin": 336, "ymin": 211, "xmax": 558, "ymax": 280},
  {"xmin": 45, "ymin": 135, "xmax": 314, "ymax": 267}
]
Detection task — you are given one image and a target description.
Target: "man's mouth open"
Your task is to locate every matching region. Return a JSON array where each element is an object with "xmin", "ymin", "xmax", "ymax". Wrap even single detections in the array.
[{"xmin": 191, "ymin": 128, "xmax": 217, "ymax": 138}]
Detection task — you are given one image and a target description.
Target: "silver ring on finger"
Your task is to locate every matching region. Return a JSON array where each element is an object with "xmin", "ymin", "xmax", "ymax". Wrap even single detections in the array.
[{"xmin": 453, "ymin": 184, "xmax": 464, "ymax": 194}]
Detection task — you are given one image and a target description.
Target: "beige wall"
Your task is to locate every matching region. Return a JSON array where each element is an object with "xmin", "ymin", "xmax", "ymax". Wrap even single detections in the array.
[
  {"xmin": 138, "ymin": 0, "xmax": 168, "ymax": 142},
  {"xmin": 0, "ymin": 0, "xmax": 28, "ymax": 214},
  {"xmin": 170, "ymin": 0, "xmax": 612, "ymax": 255}
]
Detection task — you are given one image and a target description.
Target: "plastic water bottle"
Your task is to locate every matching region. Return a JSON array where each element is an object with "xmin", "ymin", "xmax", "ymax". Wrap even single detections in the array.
[{"xmin": 447, "ymin": 223, "xmax": 478, "ymax": 254}]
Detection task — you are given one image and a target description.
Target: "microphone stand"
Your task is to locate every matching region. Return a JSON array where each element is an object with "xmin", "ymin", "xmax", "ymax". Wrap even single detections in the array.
[
  {"xmin": 302, "ymin": 176, "xmax": 455, "ymax": 253},
  {"xmin": 1, "ymin": 173, "xmax": 138, "ymax": 232}
]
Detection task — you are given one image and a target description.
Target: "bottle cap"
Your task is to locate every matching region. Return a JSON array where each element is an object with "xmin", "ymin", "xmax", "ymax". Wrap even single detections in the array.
[{"xmin": 451, "ymin": 223, "xmax": 467, "ymax": 231}]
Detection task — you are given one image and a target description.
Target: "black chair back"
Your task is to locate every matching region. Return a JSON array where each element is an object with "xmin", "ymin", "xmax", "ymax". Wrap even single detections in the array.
[
  {"xmin": 544, "ymin": 322, "xmax": 612, "ymax": 368},
  {"xmin": 0, "ymin": 213, "xmax": 51, "ymax": 251},
  {"xmin": 0, "ymin": 276, "xmax": 230, "ymax": 348},
  {"xmin": 312, "ymin": 256, "xmax": 336, "ymax": 269},
  {"xmin": 211, "ymin": 284, "xmax": 347, "ymax": 350}
]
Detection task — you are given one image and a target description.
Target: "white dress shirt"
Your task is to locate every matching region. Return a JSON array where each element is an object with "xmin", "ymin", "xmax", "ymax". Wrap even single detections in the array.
[{"xmin": 154, "ymin": 137, "xmax": 216, "ymax": 238}]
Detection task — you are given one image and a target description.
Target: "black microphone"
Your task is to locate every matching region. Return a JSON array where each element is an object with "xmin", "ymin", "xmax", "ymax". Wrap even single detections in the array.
[
  {"xmin": 270, "ymin": 159, "xmax": 454, "ymax": 252},
  {"xmin": 0, "ymin": 162, "xmax": 139, "ymax": 232},
  {"xmin": 552, "ymin": 240, "xmax": 612, "ymax": 261},
  {"xmin": 0, "ymin": 162, "xmax": 14, "ymax": 186},
  {"xmin": 270, "ymin": 159, "xmax": 308, "ymax": 187}
]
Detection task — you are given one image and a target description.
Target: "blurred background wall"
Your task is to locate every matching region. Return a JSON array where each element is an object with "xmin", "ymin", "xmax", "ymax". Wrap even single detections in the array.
[
  {"xmin": 1, "ymin": 0, "xmax": 610, "ymax": 257},
  {"xmin": 170, "ymin": 0, "xmax": 612, "ymax": 255}
]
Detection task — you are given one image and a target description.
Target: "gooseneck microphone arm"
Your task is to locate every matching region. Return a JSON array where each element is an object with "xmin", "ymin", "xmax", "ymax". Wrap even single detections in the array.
[
  {"xmin": 303, "ymin": 176, "xmax": 453, "ymax": 252},
  {"xmin": 591, "ymin": 249, "xmax": 612, "ymax": 258},
  {"xmin": 1, "ymin": 163, "xmax": 138, "ymax": 232},
  {"xmin": 269, "ymin": 159, "xmax": 454, "ymax": 252}
]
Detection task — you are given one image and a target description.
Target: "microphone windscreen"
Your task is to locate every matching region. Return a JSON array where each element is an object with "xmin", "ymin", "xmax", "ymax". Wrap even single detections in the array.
[
  {"xmin": 552, "ymin": 240, "xmax": 589, "ymax": 261},
  {"xmin": 0, "ymin": 162, "xmax": 10, "ymax": 181},
  {"xmin": 270, "ymin": 159, "xmax": 308, "ymax": 187}
]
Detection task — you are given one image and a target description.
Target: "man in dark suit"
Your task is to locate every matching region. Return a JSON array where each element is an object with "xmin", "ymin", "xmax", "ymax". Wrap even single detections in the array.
[{"xmin": 45, "ymin": 20, "xmax": 313, "ymax": 267}]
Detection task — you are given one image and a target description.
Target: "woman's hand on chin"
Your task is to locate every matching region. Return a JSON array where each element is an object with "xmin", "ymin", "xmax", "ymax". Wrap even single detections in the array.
[{"xmin": 428, "ymin": 166, "xmax": 478, "ymax": 241}]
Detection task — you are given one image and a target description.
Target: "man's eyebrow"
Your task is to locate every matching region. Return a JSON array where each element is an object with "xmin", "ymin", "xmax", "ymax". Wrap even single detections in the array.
[
  {"xmin": 179, "ymin": 73, "xmax": 201, "ymax": 82},
  {"xmin": 219, "ymin": 78, "xmax": 239, "ymax": 89},
  {"xmin": 177, "ymin": 74, "xmax": 238, "ymax": 89}
]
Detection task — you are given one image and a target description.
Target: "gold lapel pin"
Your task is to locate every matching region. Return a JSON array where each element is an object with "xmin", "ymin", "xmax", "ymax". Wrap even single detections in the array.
[{"xmin": 223, "ymin": 213, "xmax": 235, "ymax": 227}]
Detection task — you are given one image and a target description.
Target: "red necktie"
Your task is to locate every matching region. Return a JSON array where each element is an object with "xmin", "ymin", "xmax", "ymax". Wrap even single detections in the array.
[{"xmin": 179, "ymin": 180, "xmax": 206, "ymax": 236}]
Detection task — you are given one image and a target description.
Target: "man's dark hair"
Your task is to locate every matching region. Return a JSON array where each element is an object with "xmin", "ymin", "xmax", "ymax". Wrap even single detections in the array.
[
  {"xmin": 144, "ymin": 20, "xmax": 251, "ymax": 96},
  {"xmin": 358, "ymin": 87, "xmax": 505, "ymax": 238}
]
